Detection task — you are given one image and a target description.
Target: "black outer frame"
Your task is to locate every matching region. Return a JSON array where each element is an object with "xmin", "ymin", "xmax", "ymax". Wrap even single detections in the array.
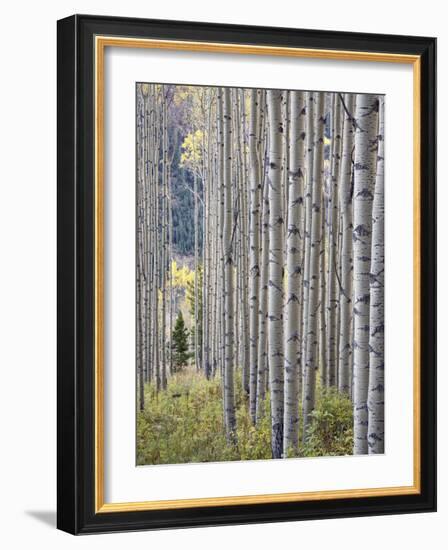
[{"xmin": 57, "ymin": 14, "xmax": 436, "ymax": 535}]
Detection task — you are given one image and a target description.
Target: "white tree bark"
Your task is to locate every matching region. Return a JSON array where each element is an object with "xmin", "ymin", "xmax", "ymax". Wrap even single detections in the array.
[
  {"xmin": 152, "ymin": 87, "xmax": 161, "ymax": 391},
  {"xmin": 222, "ymin": 88, "xmax": 236, "ymax": 441},
  {"xmin": 319, "ymin": 184, "xmax": 328, "ymax": 387},
  {"xmin": 256, "ymin": 92, "xmax": 269, "ymax": 420},
  {"xmin": 267, "ymin": 89, "xmax": 285, "ymax": 458},
  {"xmin": 302, "ymin": 92, "xmax": 324, "ymax": 442},
  {"xmin": 301, "ymin": 92, "xmax": 314, "ymax": 403},
  {"xmin": 256, "ymin": 167, "xmax": 270, "ymax": 422},
  {"xmin": 137, "ymin": 86, "xmax": 146, "ymax": 410},
  {"xmin": 161, "ymin": 91, "xmax": 168, "ymax": 389},
  {"xmin": 248, "ymin": 89, "xmax": 261, "ymax": 422},
  {"xmin": 352, "ymin": 93, "xmax": 379, "ymax": 454},
  {"xmin": 283, "ymin": 91, "xmax": 306, "ymax": 455},
  {"xmin": 367, "ymin": 95, "xmax": 385, "ymax": 454},
  {"xmin": 238, "ymin": 89, "xmax": 251, "ymax": 396},
  {"xmin": 326, "ymin": 94, "xmax": 343, "ymax": 387},
  {"xmin": 338, "ymin": 93, "xmax": 356, "ymax": 395}
]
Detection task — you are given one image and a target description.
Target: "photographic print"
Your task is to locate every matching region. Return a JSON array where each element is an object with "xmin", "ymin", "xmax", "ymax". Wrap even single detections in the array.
[{"xmin": 136, "ymin": 83, "xmax": 384, "ymax": 466}]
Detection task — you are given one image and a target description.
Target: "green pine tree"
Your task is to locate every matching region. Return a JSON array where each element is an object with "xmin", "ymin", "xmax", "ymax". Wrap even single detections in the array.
[{"xmin": 171, "ymin": 312, "xmax": 191, "ymax": 372}]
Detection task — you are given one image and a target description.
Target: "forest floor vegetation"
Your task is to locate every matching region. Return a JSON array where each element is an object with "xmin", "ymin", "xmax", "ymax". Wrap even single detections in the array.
[{"xmin": 137, "ymin": 367, "xmax": 354, "ymax": 465}]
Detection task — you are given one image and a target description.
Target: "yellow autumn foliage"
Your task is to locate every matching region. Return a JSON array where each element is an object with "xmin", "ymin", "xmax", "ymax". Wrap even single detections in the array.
[
  {"xmin": 171, "ymin": 260, "xmax": 194, "ymax": 288},
  {"xmin": 180, "ymin": 129, "xmax": 204, "ymax": 168}
]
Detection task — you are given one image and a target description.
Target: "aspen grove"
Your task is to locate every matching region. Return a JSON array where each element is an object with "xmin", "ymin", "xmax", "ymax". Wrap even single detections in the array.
[{"xmin": 136, "ymin": 83, "xmax": 385, "ymax": 464}]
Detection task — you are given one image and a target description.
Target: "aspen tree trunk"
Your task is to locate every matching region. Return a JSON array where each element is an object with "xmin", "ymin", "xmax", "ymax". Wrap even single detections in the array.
[
  {"xmin": 201, "ymin": 102, "xmax": 208, "ymax": 378},
  {"xmin": 137, "ymin": 279, "xmax": 145, "ymax": 410},
  {"xmin": 193, "ymin": 142, "xmax": 199, "ymax": 372},
  {"xmin": 140, "ymin": 88, "xmax": 149, "ymax": 386},
  {"xmin": 146, "ymin": 87, "xmax": 153, "ymax": 384},
  {"xmin": 217, "ymin": 90, "xmax": 225, "ymax": 405},
  {"xmin": 256, "ymin": 91, "xmax": 269, "ymax": 421},
  {"xmin": 232, "ymin": 106, "xmax": 240, "ymax": 378},
  {"xmin": 283, "ymin": 91, "xmax": 306, "ymax": 455},
  {"xmin": 146, "ymin": 85, "xmax": 154, "ymax": 385},
  {"xmin": 232, "ymin": 89, "xmax": 243, "ymax": 383},
  {"xmin": 367, "ymin": 96, "xmax": 384, "ymax": 454},
  {"xmin": 256, "ymin": 175, "xmax": 270, "ymax": 421},
  {"xmin": 352, "ymin": 93, "xmax": 379, "ymax": 454},
  {"xmin": 165, "ymin": 112, "xmax": 176, "ymax": 381},
  {"xmin": 302, "ymin": 92, "xmax": 324, "ymax": 442},
  {"xmin": 239, "ymin": 89, "xmax": 251, "ymax": 397},
  {"xmin": 161, "ymin": 93, "xmax": 168, "ymax": 389},
  {"xmin": 301, "ymin": 92, "xmax": 314, "ymax": 400},
  {"xmin": 137, "ymin": 87, "xmax": 145, "ymax": 411},
  {"xmin": 168, "ymin": 164, "xmax": 173, "ymax": 378},
  {"xmin": 267, "ymin": 89, "xmax": 284, "ymax": 458},
  {"xmin": 137, "ymin": 231, "xmax": 145, "ymax": 408},
  {"xmin": 222, "ymin": 88, "xmax": 237, "ymax": 441},
  {"xmin": 217, "ymin": 90, "xmax": 226, "ymax": 383},
  {"xmin": 248, "ymin": 89, "xmax": 261, "ymax": 421},
  {"xmin": 145, "ymin": 91, "xmax": 154, "ymax": 385},
  {"xmin": 203, "ymin": 95, "xmax": 213, "ymax": 379},
  {"xmin": 326, "ymin": 95, "xmax": 342, "ymax": 387},
  {"xmin": 211, "ymin": 112, "xmax": 220, "ymax": 377},
  {"xmin": 152, "ymin": 87, "xmax": 161, "ymax": 391},
  {"xmin": 338, "ymin": 93, "xmax": 356, "ymax": 395},
  {"xmin": 282, "ymin": 91, "xmax": 290, "ymax": 231},
  {"xmin": 319, "ymin": 187, "xmax": 328, "ymax": 387}
]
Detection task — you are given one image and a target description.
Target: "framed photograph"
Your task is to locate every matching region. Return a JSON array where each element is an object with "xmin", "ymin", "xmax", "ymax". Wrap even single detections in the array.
[{"xmin": 57, "ymin": 14, "xmax": 436, "ymax": 534}]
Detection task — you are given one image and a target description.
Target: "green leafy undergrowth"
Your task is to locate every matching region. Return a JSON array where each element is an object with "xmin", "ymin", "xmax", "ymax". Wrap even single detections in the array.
[
  {"xmin": 137, "ymin": 369, "xmax": 353, "ymax": 465},
  {"xmin": 137, "ymin": 368, "xmax": 271, "ymax": 465},
  {"xmin": 300, "ymin": 386, "xmax": 354, "ymax": 457}
]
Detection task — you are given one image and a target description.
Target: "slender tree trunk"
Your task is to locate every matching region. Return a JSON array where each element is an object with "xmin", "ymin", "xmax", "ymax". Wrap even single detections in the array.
[
  {"xmin": 222, "ymin": 88, "xmax": 237, "ymax": 441},
  {"xmin": 319, "ymin": 185, "xmax": 328, "ymax": 387},
  {"xmin": 283, "ymin": 91, "xmax": 306, "ymax": 455},
  {"xmin": 201, "ymin": 105, "xmax": 208, "ymax": 378},
  {"xmin": 240, "ymin": 89, "xmax": 251, "ymax": 398},
  {"xmin": 302, "ymin": 92, "xmax": 324, "ymax": 442},
  {"xmin": 326, "ymin": 95, "xmax": 342, "ymax": 387},
  {"xmin": 267, "ymin": 89, "xmax": 285, "ymax": 458},
  {"xmin": 248, "ymin": 89, "xmax": 261, "ymax": 421},
  {"xmin": 367, "ymin": 96, "xmax": 385, "ymax": 454},
  {"xmin": 152, "ymin": 87, "xmax": 161, "ymax": 391},
  {"xmin": 161, "ymin": 93, "xmax": 168, "ymax": 389},
  {"xmin": 256, "ymin": 173, "xmax": 270, "ymax": 421},
  {"xmin": 203, "ymin": 95, "xmax": 213, "ymax": 379},
  {"xmin": 352, "ymin": 93, "xmax": 379, "ymax": 454},
  {"xmin": 232, "ymin": 89, "xmax": 242, "ymax": 386},
  {"xmin": 338, "ymin": 93, "xmax": 356, "ymax": 395},
  {"xmin": 168, "ymin": 165, "xmax": 173, "ymax": 379},
  {"xmin": 193, "ymin": 143, "xmax": 199, "ymax": 372},
  {"xmin": 256, "ymin": 92, "xmax": 269, "ymax": 421},
  {"xmin": 137, "ymin": 87, "xmax": 145, "ymax": 411},
  {"xmin": 142, "ymin": 88, "xmax": 151, "ymax": 385},
  {"xmin": 217, "ymin": 90, "xmax": 226, "ymax": 385},
  {"xmin": 301, "ymin": 92, "xmax": 314, "ymax": 403}
]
